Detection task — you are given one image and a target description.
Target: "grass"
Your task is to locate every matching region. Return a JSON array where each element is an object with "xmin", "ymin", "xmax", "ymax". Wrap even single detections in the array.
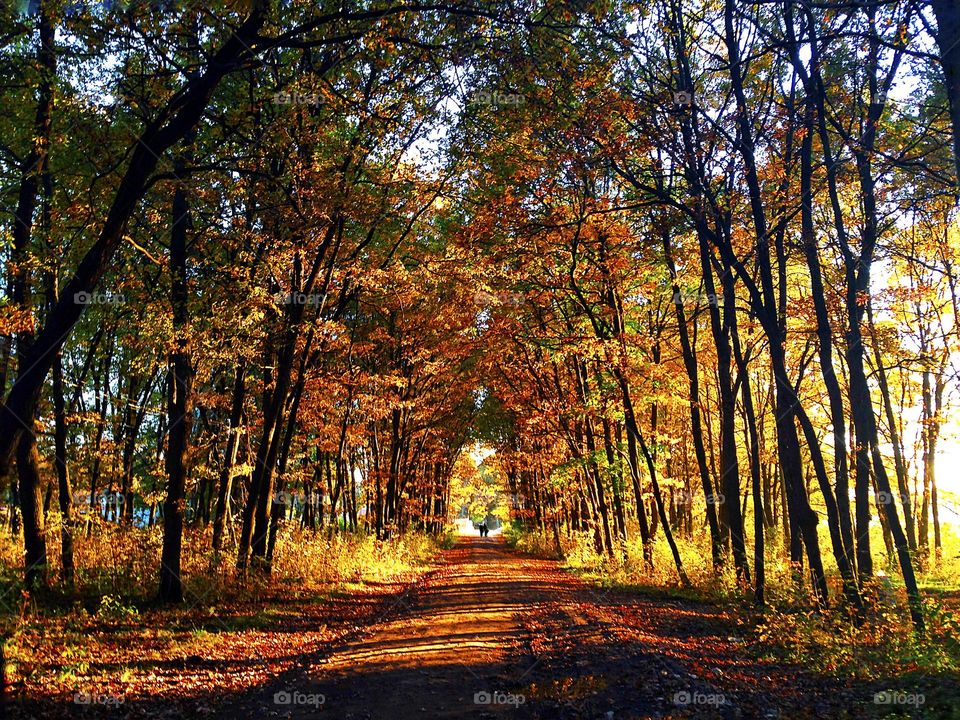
[
  {"xmin": 505, "ymin": 519, "xmax": 960, "ymax": 683},
  {"xmin": 0, "ymin": 519, "xmax": 450, "ymax": 704}
]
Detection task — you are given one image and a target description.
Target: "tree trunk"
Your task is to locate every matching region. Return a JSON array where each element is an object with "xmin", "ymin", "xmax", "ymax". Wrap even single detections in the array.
[
  {"xmin": 17, "ymin": 430, "xmax": 47, "ymax": 589},
  {"xmin": 663, "ymin": 235, "xmax": 724, "ymax": 569},
  {"xmin": 698, "ymin": 232, "xmax": 749, "ymax": 583},
  {"xmin": 212, "ymin": 361, "xmax": 246, "ymax": 554},
  {"xmin": 931, "ymin": 0, "xmax": 960, "ymax": 188},
  {"xmin": 10, "ymin": 0, "xmax": 55, "ymax": 590},
  {"xmin": 158, "ymin": 181, "xmax": 194, "ymax": 604},
  {"xmin": 867, "ymin": 300, "xmax": 915, "ymax": 551},
  {"xmin": 731, "ymin": 320, "xmax": 764, "ymax": 604},
  {"xmin": 52, "ymin": 350, "xmax": 74, "ymax": 586}
]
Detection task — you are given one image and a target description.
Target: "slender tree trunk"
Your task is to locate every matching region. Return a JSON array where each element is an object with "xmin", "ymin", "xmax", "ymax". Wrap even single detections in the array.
[
  {"xmin": 622, "ymin": 421, "xmax": 652, "ymax": 565},
  {"xmin": 630, "ymin": 393, "xmax": 689, "ymax": 587},
  {"xmin": 52, "ymin": 350, "xmax": 74, "ymax": 586},
  {"xmin": 698, "ymin": 233, "xmax": 749, "ymax": 583},
  {"xmin": 663, "ymin": 235, "xmax": 724, "ymax": 569},
  {"xmin": 159, "ymin": 180, "xmax": 194, "ymax": 604},
  {"xmin": 213, "ymin": 361, "xmax": 246, "ymax": 554},
  {"xmin": 932, "ymin": 374, "xmax": 944, "ymax": 561},
  {"xmin": 17, "ymin": 431, "xmax": 46, "ymax": 589},
  {"xmin": 867, "ymin": 300, "xmax": 915, "ymax": 551},
  {"xmin": 919, "ymin": 367, "xmax": 933, "ymax": 561},
  {"xmin": 579, "ymin": 395, "xmax": 614, "ymax": 558},
  {"xmin": 731, "ymin": 324, "xmax": 764, "ymax": 604},
  {"xmin": 601, "ymin": 415, "xmax": 627, "ymax": 548}
]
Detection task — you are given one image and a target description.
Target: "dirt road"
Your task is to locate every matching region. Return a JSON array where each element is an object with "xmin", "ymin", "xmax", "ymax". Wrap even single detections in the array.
[{"xmin": 225, "ymin": 536, "xmax": 861, "ymax": 720}]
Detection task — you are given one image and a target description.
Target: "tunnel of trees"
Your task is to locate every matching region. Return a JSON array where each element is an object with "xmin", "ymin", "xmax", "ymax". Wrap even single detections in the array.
[{"xmin": 2, "ymin": 0, "xmax": 960, "ymax": 635}]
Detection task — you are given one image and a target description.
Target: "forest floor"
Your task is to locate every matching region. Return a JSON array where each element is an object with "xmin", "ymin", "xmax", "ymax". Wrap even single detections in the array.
[{"xmin": 8, "ymin": 536, "xmax": 957, "ymax": 719}]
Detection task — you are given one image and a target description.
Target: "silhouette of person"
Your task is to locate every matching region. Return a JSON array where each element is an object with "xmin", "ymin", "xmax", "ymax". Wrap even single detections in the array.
[{"xmin": 479, "ymin": 522, "xmax": 488, "ymax": 537}]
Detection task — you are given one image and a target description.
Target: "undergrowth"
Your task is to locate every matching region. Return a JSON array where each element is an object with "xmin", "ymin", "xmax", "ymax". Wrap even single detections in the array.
[
  {"xmin": 0, "ymin": 518, "xmax": 451, "ymax": 692},
  {"xmin": 506, "ymin": 521, "xmax": 960, "ymax": 680}
]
